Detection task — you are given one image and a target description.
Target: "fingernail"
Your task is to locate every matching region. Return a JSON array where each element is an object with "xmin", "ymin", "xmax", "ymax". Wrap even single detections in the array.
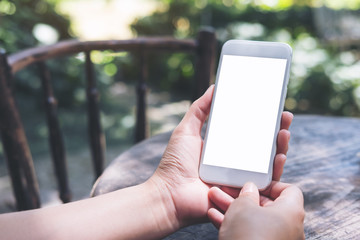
[{"xmin": 241, "ymin": 182, "xmax": 257, "ymax": 194}]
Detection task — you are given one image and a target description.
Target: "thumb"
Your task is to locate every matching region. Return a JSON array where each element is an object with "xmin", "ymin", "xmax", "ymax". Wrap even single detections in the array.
[
  {"xmin": 177, "ymin": 85, "xmax": 214, "ymax": 135},
  {"xmin": 238, "ymin": 182, "xmax": 260, "ymax": 205}
]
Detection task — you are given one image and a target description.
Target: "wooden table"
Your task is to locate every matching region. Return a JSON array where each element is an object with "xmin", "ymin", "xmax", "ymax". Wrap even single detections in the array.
[{"xmin": 91, "ymin": 115, "xmax": 360, "ymax": 239}]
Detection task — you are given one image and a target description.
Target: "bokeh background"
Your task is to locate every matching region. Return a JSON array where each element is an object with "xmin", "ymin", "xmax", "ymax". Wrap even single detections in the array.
[{"xmin": 1, "ymin": 0, "xmax": 360, "ymax": 211}]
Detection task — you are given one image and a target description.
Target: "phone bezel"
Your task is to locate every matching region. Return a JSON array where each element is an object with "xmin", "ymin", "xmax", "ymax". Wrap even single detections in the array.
[{"xmin": 199, "ymin": 40, "xmax": 292, "ymax": 190}]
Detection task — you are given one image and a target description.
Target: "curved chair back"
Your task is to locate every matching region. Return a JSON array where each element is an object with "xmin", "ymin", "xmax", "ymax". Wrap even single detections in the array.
[{"xmin": 0, "ymin": 30, "xmax": 216, "ymax": 210}]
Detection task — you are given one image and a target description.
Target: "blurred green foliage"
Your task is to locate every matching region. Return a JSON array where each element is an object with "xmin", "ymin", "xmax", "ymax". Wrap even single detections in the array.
[
  {"xmin": 0, "ymin": 0, "xmax": 70, "ymax": 51},
  {"xmin": 1, "ymin": 0, "xmax": 360, "ymax": 157},
  {"xmin": 131, "ymin": 0, "xmax": 360, "ymax": 116},
  {"xmin": 0, "ymin": 0, "xmax": 79, "ymax": 107},
  {"xmin": 2, "ymin": 0, "xmax": 359, "ymax": 117},
  {"xmin": 0, "ymin": 0, "xmax": 136, "ymax": 156}
]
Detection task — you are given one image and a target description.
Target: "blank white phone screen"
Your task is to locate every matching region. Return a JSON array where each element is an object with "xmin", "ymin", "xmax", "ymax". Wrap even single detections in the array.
[{"xmin": 203, "ymin": 55, "xmax": 287, "ymax": 173}]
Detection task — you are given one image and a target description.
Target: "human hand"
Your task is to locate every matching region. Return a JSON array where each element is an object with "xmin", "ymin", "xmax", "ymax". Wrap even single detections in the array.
[
  {"xmin": 208, "ymin": 182, "xmax": 305, "ymax": 240},
  {"xmin": 148, "ymin": 85, "xmax": 294, "ymax": 230}
]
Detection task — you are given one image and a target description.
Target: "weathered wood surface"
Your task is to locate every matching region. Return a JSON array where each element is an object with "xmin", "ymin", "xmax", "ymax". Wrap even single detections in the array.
[
  {"xmin": 282, "ymin": 115, "xmax": 360, "ymax": 239},
  {"xmin": 91, "ymin": 115, "xmax": 360, "ymax": 239}
]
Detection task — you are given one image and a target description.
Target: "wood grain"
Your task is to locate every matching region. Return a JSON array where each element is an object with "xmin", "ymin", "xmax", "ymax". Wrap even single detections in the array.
[{"xmin": 283, "ymin": 115, "xmax": 360, "ymax": 239}]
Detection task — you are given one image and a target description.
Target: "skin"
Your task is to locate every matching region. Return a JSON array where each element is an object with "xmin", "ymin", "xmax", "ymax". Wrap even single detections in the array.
[
  {"xmin": 208, "ymin": 182, "xmax": 305, "ymax": 240},
  {"xmin": 0, "ymin": 85, "xmax": 297, "ymax": 240}
]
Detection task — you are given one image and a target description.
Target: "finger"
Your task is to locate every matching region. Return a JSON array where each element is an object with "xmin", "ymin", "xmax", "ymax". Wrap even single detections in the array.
[
  {"xmin": 208, "ymin": 187, "xmax": 234, "ymax": 213},
  {"xmin": 280, "ymin": 111, "xmax": 293, "ymax": 130},
  {"xmin": 220, "ymin": 186, "xmax": 240, "ymax": 199},
  {"xmin": 260, "ymin": 182, "xmax": 305, "ymax": 237},
  {"xmin": 273, "ymin": 184, "xmax": 304, "ymax": 207},
  {"xmin": 261, "ymin": 181, "xmax": 303, "ymax": 206},
  {"xmin": 176, "ymin": 85, "xmax": 214, "ymax": 135},
  {"xmin": 272, "ymin": 153, "xmax": 286, "ymax": 181},
  {"xmin": 276, "ymin": 129, "xmax": 290, "ymax": 154},
  {"xmin": 207, "ymin": 208, "xmax": 224, "ymax": 229},
  {"xmin": 261, "ymin": 181, "xmax": 289, "ymax": 199},
  {"xmin": 264, "ymin": 182, "xmax": 304, "ymax": 222},
  {"xmin": 238, "ymin": 182, "xmax": 259, "ymax": 205},
  {"xmin": 260, "ymin": 195, "xmax": 274, "ymax": 207},
  {"xmin": 260, "ymin": 182, "xmax": 292, "ymax": 207}
]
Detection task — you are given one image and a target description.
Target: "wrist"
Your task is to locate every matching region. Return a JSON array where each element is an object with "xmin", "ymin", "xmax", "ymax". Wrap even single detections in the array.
[{"xmin": 145, "ymin": 174, "xmax": 181, "ymax": 236}]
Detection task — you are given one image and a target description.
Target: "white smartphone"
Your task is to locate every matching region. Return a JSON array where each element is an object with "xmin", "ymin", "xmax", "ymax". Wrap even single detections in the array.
[{"xmin": 199, "ymin": 40, "xmax": 292, "ymax": 190}]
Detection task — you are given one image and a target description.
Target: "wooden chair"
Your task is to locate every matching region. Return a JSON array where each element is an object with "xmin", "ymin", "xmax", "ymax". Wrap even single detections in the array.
[{"xmin": 0, "ymin": 29, "xmax": 216, "ymax": 211}]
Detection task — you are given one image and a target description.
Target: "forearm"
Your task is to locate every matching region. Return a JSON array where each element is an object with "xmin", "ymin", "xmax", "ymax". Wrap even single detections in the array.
[{"xmin": 0, "ymin": 180, "xmax": 178, "ymax": 240}]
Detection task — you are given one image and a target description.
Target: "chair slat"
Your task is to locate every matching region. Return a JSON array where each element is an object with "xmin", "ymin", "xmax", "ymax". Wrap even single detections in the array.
[
  {"xmin": 135, "ymin": 51, "xmax": 148, "ymax": 142},
  {"xmin": 0, "ymin": 50, "xmax": 41, "ymax": 210},
  {"xmin": 193, "ymin": 30, "xmax": 217, "ymax": 100},
  {"xmin": 38, "ymin": 61, "xmax": 71, "ymax": 203},
  {"xmin": 85, "ymin": 51, "xmax": 105, "ymax": 178}
]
